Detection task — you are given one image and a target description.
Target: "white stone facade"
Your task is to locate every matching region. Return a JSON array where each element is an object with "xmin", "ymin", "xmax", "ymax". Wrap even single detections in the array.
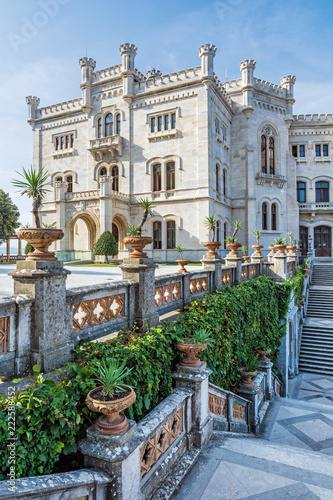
[{"xmin": 26, "ymin": 44, "xmax": 332, "ymax": 261}]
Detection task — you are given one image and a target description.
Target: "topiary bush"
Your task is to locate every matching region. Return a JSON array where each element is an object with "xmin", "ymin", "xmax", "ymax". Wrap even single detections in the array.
[
  {"xmin": 24, "ymin": 242, "xmax": 34, "ymax": 255},
  {"xmin": 93, "ymin": 230, "xmax": 118, "ymax": 263}
]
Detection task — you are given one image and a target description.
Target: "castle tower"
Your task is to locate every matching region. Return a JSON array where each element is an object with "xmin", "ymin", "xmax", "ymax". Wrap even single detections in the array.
[
  {"xmin": 26, "ymin": 96, "xmax": 40, "ymax": 125},
  {"xmin": 119, "ymin": 43, "xmax": 137, "ymax": 98},
  {"xmin": 280, "ymin": 75, "xmax": 297, "ymax": 124},
  {"xmin": 239, "ymin": 60, "xmax": 256, "ymax": 112},
  {"xmin": 79, "ymin": 57, "xmax": 96, "ymax": 112},
  {"xmin": 198, "ymin": 44, "xmax": 217, "ymax": 79}
]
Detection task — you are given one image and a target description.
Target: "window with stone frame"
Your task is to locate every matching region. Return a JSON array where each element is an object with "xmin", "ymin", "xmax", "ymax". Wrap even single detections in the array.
[
  {"xmin": 166, "ymin": 162, "xmax": 175, "ymax": 191},
  {"xmin": 55, "ymin": 133, "xmax": 74, "ymax": 151},
  {"xmin": 153, "ymin": 221, "xmax": 162, "ymax": 249},
  {"xmin": 99, "ymin": 166, "xmax": 107, "ymax": 177},
  {"xmin": 111, "ymin": 165, "xmax": 119, "ymax": 191},
  {"xmin": 216, "ymin": 220, "xmax": 221, "ymax": 243},
  {"xmin": 323, "ymin": 144, "xmax": 329, "ymax": 157},
  {"xmin": 105, "ymin": 113, "xmax": 114, "ymax": 137},
  {"xmin": 262, "ymin": 202, "xmax": 268, "ymax": 230},
  {"xmin": 292, "ymin": 145, "xmax": 305, "ymax": 158},
  {"xmin": 314, "ymin": 144, "xmax": 328, "ymax": 157},
  {"xmin": 260, "ymin": 127, "xmax": 276, "ymax": 175},
  {"xmin": 223, "ymin": 222, "xmax": 228, "ymax": 249},
  {"xmin": 166, "ymin": 220, "xmax": 176, "ymax": 249},
  {"xmin": 150, "ymin": 112, "xmax": 176, "ymax": 133},
  {"xmin": 316, "ymin": 181, "xmax": 329, "ymax": 202},
  {"xmin": 215, "ymin": 164, "xmax": 220, "ymax": 193},
  {"xmin": 297, "ymin": 181, "xmax": 306, "ymax": 203},
  {"xmin": 223, "ymin": 169, "xmax": 227, "ymax": 196},
  {"xmin": 269, "ymin": 137, "xmax": 275, "ymax": 174},
  {"xmin": 271, "ymin": 203, "xmax": 277, "ymax": 231},
  {"xmin": 261, "ymin": 135, "xmax": 267, "ymax": 173},
  {"xmin": 153, "ymin": 164, "xmax": 162, "ymax": 192},
  {"xmin": 98, "ymin": 118, "xmax": 102, "ymax": 138},
  {"xmin": 116, "ymin": 114, "xmax": 121, "ymax": 135},
  {"xmin": 66, "ymin": 175, "xmax": 73, "ymax": 193}
]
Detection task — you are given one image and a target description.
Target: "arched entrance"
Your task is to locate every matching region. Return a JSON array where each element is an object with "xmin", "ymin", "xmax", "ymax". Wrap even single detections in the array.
[
  {"xmin": 70, "ymin": 213, "xmax": 98, "ymax": 257},
  {"xmin": 112, "ymin": 214, "xmax": 127, "ymax": 253},
  {"xmin": 314, "ymin": 226, "xmax": 331, "ymax": 257},
  {"xmin": 299, "ymin": 226, "xmax": 308, "ymax": 256}
]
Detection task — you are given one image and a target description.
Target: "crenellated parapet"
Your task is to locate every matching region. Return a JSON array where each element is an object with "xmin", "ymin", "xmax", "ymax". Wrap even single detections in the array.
[
  {"xmin": 146, "ymin": 69, "xmax": 162, "ymax": 80},
  {"xmin": 36, "ymin": 98, "xmax": 83, "ymax": 118},
  {"xmin": 292, "ymin": 113, "xmax": 333, "ymax": 123},
  {"xmin": 254, "ymin": 78, "xmax": 286, "ymax": 97},
  {"xmin": 198, "ymin": 43, "xmax": 217, "ymax": 78},
  {"xmin": 26, "ymin": 95, "xmax": 40, "ymax": 124},
  {"xmin": 79, "ymin": 57, "xmax": 96, "ymax": 112}
]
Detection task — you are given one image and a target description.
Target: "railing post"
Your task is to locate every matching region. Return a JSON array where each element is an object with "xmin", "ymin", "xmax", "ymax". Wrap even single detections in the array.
[
  {"xmin": 201, "ymin": 255, "xmax": 222, "ymax": 291},
  {"xmin": 273, "ymin": 251, "xmax": 288, "ymax": 282},
  {"xmin": 236, "ymin": 372, "xmax": 265, "ymax": 433},
  {"xmin": 120, "ymin": 257, "xmax": 159, "ymax": 327},
  {"xmin": 250, "ymin": 253, "xmax": 264, "ymax": 275},
  {"xmin": 224, "ymin": 253, "xmax": 242, "ymax": 285}
]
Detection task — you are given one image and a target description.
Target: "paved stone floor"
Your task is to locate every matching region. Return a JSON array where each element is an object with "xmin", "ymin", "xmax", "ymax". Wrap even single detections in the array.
[
  {"xmin": 0, "ymin": 263, "xmax": 182, "ymax": 297},
  {"xmin": 175, "ymin": 373, "xmax": 333, "ymax": 499}
]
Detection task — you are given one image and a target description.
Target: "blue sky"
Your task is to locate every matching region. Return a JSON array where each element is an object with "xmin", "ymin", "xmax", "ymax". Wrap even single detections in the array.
[{"xmin": 1, "ymin": 0, "xmax": 332, "ymax": 226}]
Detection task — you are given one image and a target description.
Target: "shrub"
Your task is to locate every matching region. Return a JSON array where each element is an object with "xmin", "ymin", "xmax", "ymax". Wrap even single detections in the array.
[
  {"xmin": 24, "ymin": 242, "xmax": 34, "ymax": 255},
  {"xmin": 92, "ymin": 230, "xmax": 118, "ymax": 263}
]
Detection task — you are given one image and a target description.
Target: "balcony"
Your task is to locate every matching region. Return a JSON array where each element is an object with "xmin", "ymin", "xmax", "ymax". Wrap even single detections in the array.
[
  {"xmin": 147, "ymin": 128, "xmax": 178, "ymax": 142},
  {"xmin": 299, "ymin": 202, "xmax": 333, "ymax": 212},
  {"xmin": 89, "ymin": 135, "xmax": 123, "ymax": 161},
  {"xmin": 256, "ymin": 172, "xmax": 286, "ymax": 188}
]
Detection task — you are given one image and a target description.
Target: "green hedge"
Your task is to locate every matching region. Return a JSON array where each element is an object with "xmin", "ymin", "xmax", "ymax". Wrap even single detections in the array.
[{"xmin": 0, "ymin": 274, "xmax": 297, "ymax": 480}]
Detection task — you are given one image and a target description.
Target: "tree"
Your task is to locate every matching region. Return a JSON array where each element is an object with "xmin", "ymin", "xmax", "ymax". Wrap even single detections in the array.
[
  {"xmin": 0, "ymin": 190, "xmax": 20, "ymax": 244},
  {"xmin": 12, "ymin": 166, "xmax": 51, "ymax": 228},
  {"xmin": 93, "ymin": 231, "xmax": 118, "ymax": 263},
  {"xmin": 24, "ymin": 242, "xmax": 34, "ymax": 255}
]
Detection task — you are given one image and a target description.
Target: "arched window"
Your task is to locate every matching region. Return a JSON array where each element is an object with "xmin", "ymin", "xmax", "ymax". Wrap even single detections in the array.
[
  {"xmin": 215, "ymin": 164, "xmax": 219, "ymax": 193},
  {"xmin": 224, "ymin": 222, "xmax": 228, "ymax": 249},
  {"xmin": 223, "ymin": 169, "xmax": 227, "ymax": 196},
  {"xmin": 166, "ymin": 220, "xmax": 176, "ymax": 249},
  {"xmin": 166, "ymin": 162, "xmax": 175, "ymax": 191},
  {"xmin": 269, "ymin": 136, "xmax": 275, "ymax": 174},
  {"xmin": 116, "ymin": 114, "xmax": 121, "ymax": 135},
  {"xmin": 55, "ymin": 176, "xmax": 62, "ymax": 183},
  {"xmin": 216, "ymin": 220, "xmax": 221, "ymax": 243},
  {"xmin": 297, "ymin": 181, "xmax": 306, "ymax": 203},
  {"xmin": 262, "ymin": 202, "xmax": 268, "ymax": 230},
  {"xmin": 97, "ymin": 118, "xmax": 102, "ymax": 138},
  {"xmin": 153, "ymin": 164, "xmax": 161, "ymax": 192},
  {"xmin": 105, "ymin": 113, "xmax": 113, "ymax": 137},
  {"xmin": 261, "ymin": 135, "xmax": 267, "ymax": 173},
  {"xmin": 271, "ymin": 203, "xmax": 277, "ymax": 231},
  {"xmin": 99, "ymin": 167, "xmax": 107, "ymax": 177},
  {"xmin": 153, "ymin": 221, "xmax": 162, "ymax": 249},
  {"xmin": 299, "ymin": 226, "xmax": 308, "ymax": 255},
  {"xmin": 66, "ymin": 175, "xmax": 73, "ymax": 193},
  {"xmin": 111, "ymin": 165, "xmax": 119, "ymax": 191},
  {"xmin": 316, "ymin": 181, "xmax": 329, "ymax": 202}
]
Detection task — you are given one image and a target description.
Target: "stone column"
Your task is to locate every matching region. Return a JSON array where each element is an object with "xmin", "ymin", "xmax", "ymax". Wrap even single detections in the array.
[
  {"xmin": 18, "ymin": 239, "xmax": 22, "ymax": 257},
  {"xmin": 273, "ymin": 252, "xmax": 287, "ymax": 282},
  {"xmin": 250, "ymin": 253, "xmax": 264, "ymax": 274},
  {"xmin": 259, "ymin": 360, "xmax": 273, "ymax": 400},
  {"xmin": 6, "ymin": 239, "xmax": 10, "ymax": 262},
  {"xmin": 173, "ymin": 362, "xmax": 213, "ymax": 448},
  {"xmin": 224, "ymin": 254, "xmax": 242, "ymax": 285},
  {"xmin": 236, "ymin": 372, "xmax": 265, "ymax": 433},
  {"xmin": 120, "ymin": 258, "xmax": 159, "ymax": 327},
  {"xmin": 8, "ymin": 260, "xmax": 73, "ymax": 372},
  {"xmin": 201, "ymin": 255, "xmax": 222, "ymax": 291}
]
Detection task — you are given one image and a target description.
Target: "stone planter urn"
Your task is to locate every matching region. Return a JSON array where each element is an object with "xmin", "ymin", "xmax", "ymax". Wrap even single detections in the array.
[
  {"xmin": 176, "ymin": 339, "xmax": 207, "ymax": 367},
  {"xmin": 17, "ymin": 228, "xmax": 64, "ymax": 261},
  {"xmin": 226, "ymin": 242, "xmax": 242, "ymax": 256},
  {"xmin": 243, "ymin": 256, "xmax": 250, "ymax": 263},
  {"xmin": 268, "ymin": 246, "xmax": 276, "ymax": 255},
  {"xmin": 275, "ymin": 244, "xmax": 287, "ymax": 254},
  {"xmin": 176, "ymin": 259, "xmax": 189, "ymax": 273},
  {"xmin": 85, "ymin": 385, "xmax": 136, "ymax": 436},
  {"xmin": 287, "ymin": 246, "xmax": 297, "ymax": 253},
  {"xmin": 251, "ymin": 245, "xmax": 264, "ymax": 256},
  {"xmin": 255, "ymin": 347, "xmax": 270, "ymax": 363},
  {"xmin": 203, "ymin": 241, "xmax": 221, "ymax": 257},
  {"xmin": 239, "ymin": 368, "xmax": 257, "ymax": 386},
  {"xmin": 123, "ymin": 236, "xmax": 153, "ymax": 258}
]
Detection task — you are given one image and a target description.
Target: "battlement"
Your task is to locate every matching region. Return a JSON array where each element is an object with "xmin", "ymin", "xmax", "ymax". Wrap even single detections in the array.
[
  {"xmin": 36, "ymin": 98, "xmax": 83, "ymax": 118},
  {"xmin": 140, "ymin": 65, "xmax": 202, "ymax": 90},
  {"xmin": 292, "ymin": 113, "xmax": 333, "ymax": 124},
  {"xmin": 213, "ymin": 73, "xmax": 232, "ymax": 105},
  {"xmin": 92, "ymin": 64, "xmax": 122, "ymax": 83},
  {"xmin": 253, "ymin": 78, "xmax": 286, "ymax": 96},
  {"xmin": 79, "ymin": 57, "xmax": 96, "ymax": 69}
]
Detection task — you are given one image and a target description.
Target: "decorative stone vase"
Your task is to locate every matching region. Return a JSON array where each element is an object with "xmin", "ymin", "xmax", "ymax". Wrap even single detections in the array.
[
  {"xmin": 287, "ymin": 246, "xmax": 297, "ymax": 253},
  {"xmin": 239, "ymin": 368, "xmax": 257, "ymax": 386},
  {"xmin": 85, "ymin": 385, "xmax": 136, "ymax": 436},
  {"xmin": 255, "ymin": 348, "xmax": 270, "ymax": 363},
  {"xmin": 203, "ymin": 241, "xmax": 221, "ymax": 257},
  {"xmin": 268, "ymin": 246, "xmax": 276, "ymax": 254},
  {"xmin": 123, "ymin": 236, "xmax": 153, "ymax": 258},
  {"xmin": 176, "ymin": 340, "xmax": 207, "ymax": 367},
  {"xmin": 176, "ymin": 259, "xmax": 189, "ymax": 273},
  {"xmin": 275, "ymin": 244, "xmax": 287, "ymax": 254},
  {"xmin": 226, "ymin": 242, "xmax": 242, "ymax": 256},
  {"xmin": 17, "ymin": 228, "xmax": 64, "ymax": 261},
  {"xmin": 243, "ymin": 256, "xmax": 250, "ymax": 263},
  {"xmin": 251, "ymin": 245, "xmax": 264, "ymax": 256}
]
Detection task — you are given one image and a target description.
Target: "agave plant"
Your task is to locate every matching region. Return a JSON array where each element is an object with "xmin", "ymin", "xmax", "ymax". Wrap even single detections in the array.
[
  {"xmin": 42, "ymin": 222, "xmax": 56, "ymax": 229},
  {"xmin": 241, "ymin": 245, "xmax": 247, "ymax": 254},
  {"xmin": 175, "ymin": 244, "xmax": 185, "ymax": 259},
  {"xmin": 12, "ymin": 166, "xmax": 51, "ymax": 228},
  {"xmin": 253, "ymin": 229, "xmax": 262, "ymax": 245},
  {"xmin": 204, "ymin": 215, "xmax": 218, "ymax": 242},
  {"xmin": 126, "ymin": 224, "xmax": 141, "ymax": 237},
  {"xmin": 91, "ymin": 358, "xmax": 133, "ymax": 398},
  {"xmin": 137, "ymin": 198, "xmax": 154, "ymax": 236},
  {"xmin": 275, "ymin": 237, "xmax": 286, "ymax": 245}
]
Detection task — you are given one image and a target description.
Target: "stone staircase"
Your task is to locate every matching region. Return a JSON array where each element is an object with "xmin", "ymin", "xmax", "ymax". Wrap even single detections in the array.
[{"xmin": 299, "ymin": 263, "xmax": 333, "ymax": 375}]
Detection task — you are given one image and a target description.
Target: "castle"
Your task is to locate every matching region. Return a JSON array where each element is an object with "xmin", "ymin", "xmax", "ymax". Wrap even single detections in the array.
[{"xmin": 26, "ymin": 44, "xmax": 333, "ymax": 261}]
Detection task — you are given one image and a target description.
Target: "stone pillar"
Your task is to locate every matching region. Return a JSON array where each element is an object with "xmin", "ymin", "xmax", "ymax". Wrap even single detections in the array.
[
  {"xmin": 201, "ymin": 255, "xmax": 222, "ymax": 291},
  {"xmin": 273, "ymin": 252, "xmax": 287, "ymax": 282},
  {"xmin": 259, "ymin": 360, "xmax": 273, "ymax": 399},
  {"xmin": 120, "ymin": 258, "xmax": 159, "ymax": 327},
  {"xmin": 99, "ymin": 176, "xmax": 113, "ymax": 236},
  {"xmin": 173, "ymin": 363, "xmax": 213, "ymax": 448},
  {"xmin": 267, "ymin": 248, "xmax": 276, "ymax": 263},
  {"xmin": 250, "ymin": 253, "xmax": 264, "ymax": 274},
  {"xmin": 79, "ymin": 422, "xmax": 142, "ymax": 500},
  {"xmin": 236, "ymin": 372, "xmax": 265, "ymax": 433},
  {"xmin": 183, "ymin": 272, "xmax": 192, "ymax": 306},
  {"xmin": 224, "ymin": 254, "xmax": 242, "ymax": 285},
  {"xmin": 8, "ymin": 261, "xmax": 73, "ymax": 372},
  {"xmin": 55, "ymin": 182, "xmax": 68, "ymax": 252},
  {"xmin": 6, "ymin": 239, "xmax": 10, "ymax": 262}
]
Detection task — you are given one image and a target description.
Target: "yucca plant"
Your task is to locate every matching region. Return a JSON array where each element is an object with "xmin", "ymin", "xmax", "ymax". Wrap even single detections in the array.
[
  {"xmin": 287, "ymin": 232, "xmax": 293, "ymax": 246},
  {"xmin": 126, "ymin": 224, "xmax": 140, "ymax": 237},
  {"xmin": 204, "ymin": 215, "xmax": 218, "ymax": 242},
  {"xmin": 175, "ymin": 244, "xmax": 185, "ymax": 259},
  {"xmin": 12, "ymin": 166, "xmax": 51, "ymax": 228},
  {"xmin": 137, "ymin": 198, "xmax": 154, "ymax": 236},
  {"xmin": 42, "ymin": 222, "xmax": 56, "ymax": 229},
  {"xmin": 275, "ymin": 237, "xmax": 286, "ymax": 245},
  {"xmin": 253, "ymin": 229, "xmax": 262, "ymax": 245},
  {"xmin": 231, "ymin": 221, "xmax": 242, "ymax": 242},
  {"xmin": 241, "ymin": 245, "xmax": 247, "ymax": 254},
  {"xmin": 91, "ymin": 359, "xmax": 133, "ymax": 398}
]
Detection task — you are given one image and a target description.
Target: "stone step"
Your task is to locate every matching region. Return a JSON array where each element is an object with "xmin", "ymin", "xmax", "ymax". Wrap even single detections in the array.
[
  {"xmin": 299, "ymin": 364, "xmax": 333, "ymax": 376},
  {"xmin": 300, "ymin": 351, "xmax": 333, "ymax": 362},
  {"xmin": 301, "ymin": 340, "xmax": 333, "ymax": 347},
  {"xmin": 301, "ymin": 344, "xmax": 333, "ymax": 352}
]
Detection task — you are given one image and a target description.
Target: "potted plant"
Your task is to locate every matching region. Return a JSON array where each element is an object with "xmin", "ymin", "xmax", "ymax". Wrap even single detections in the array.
[
  {"xmin": 268, "ymin": 241, "xmax": 276, "ymax": 255},
  {"xmin": 252, "ymin": 229, "xmax": 264, "ymax": 255},
  {"xmin": 12, "ymin": 166, "xmax": 64, "ymax": 261},
  {"xmin": 85, "ymin": 358, "xmax": 136, "ymax": 436},
  {"xmin": 203, "ymin": 216, "xmax": 221, "ymax": 256},
  {"xmin": 274, "ymin": 237, "xmax": 287, "ymax": 254},
  {"xmin": 175, "ymin": 244, "xmax": 189, "ymax": 272},
  {"xmin": 123, "ymin": 198, "xmax": 154, "ymax": 258},
  {"xmin": 287, "ymin": 232, "xmax": 297, "ymax": 253},
  {"xmin": 175, "ymin": 327, "xmax": 213, "ymax": 367},
  {"xmin": 238, "ymin": 357, "xmax": 260, "ymax": 386},
  {"xmin": 255, "ymin": 346, "xmax": 271, "ymax": 363},
  {"xmin": 241, "ymin": 245, "xmax": 250, "ymax": 263},
  {"xmin": 226, "ymin": 221, "xmax": 242, "ymax": 255},
  {"xmin": 303, "ymin": 258, "xmax": 310, "ymax": 274}
]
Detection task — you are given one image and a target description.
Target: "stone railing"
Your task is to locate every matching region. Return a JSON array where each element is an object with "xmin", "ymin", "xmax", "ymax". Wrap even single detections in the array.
[
  {"xmin": 65, "ymin": 189, "xmax": 100, "ymax": 201},
  {"xmin": 299, "ymin": 202, "xmax": 333, "ymax": 211},
  {"xmin": 241, "ymin": 263, "xmax": 259, "ymax": 281},
  {"xmin": 36, "ymin": 98, "xmax": 83, "ymax": 118},
  {"xmin": 208, "ymin": 382, "xmax": 251, "ymax": 433}
]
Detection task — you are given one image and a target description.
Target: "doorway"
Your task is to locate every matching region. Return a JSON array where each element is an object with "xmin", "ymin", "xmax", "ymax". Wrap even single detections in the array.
[{"xmin": 314, "ymin": 226, "xmax": 331, "ymax": 257}]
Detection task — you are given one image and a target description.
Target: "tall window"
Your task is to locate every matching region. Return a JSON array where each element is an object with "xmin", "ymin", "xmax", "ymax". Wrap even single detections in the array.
[
  {"xmin": 99, "ymin": 166, "xmax": 107, "ymax": 177},
  {"xmin": 157, "ymin": 116, "xmax": 163, "ymax": 132},
  {"xmin": 164, "ymin": 115, "xmax": 169, "ymax": 130},
  {"xmin": 223, "ymin": 169, "xmax": 227, "ymax": 196},
  {"xmin": 153, "ymin": 164, "xmax": 161, "ymax": 192},
  {"xmin": 55, "ymin": 137, "xmax": 59, "ymax": 150},
  {"xmin": 323, "ymin": 144, "xmax": 329, "ymax": 157},
  {"xmin": 292, "ymin": 145, "xmax": 305, "ymax": 158},
  {"xmin": 261, "ymin": 135, "xmax": 267, "ymax": 173},
  {"xmin": 151, "ymin": 117, "xmax": 156, "ymax": 133},
  {"xmin": 271, "ymin": 203, "xmax": 277, "ymax": 231},
  {"xmin": 111, "ymin": 165, "xmax": 119, "ymax": 191},
  {"xmin": 116, "ymin": 114, "xmax": 121, "ymax": 135},
  {"xmin": 60, "ymin": 136, "xmax": 64, "ymax": 150},
  {"xmin": 269, "ymin": 137, "xmax": 275, "ymax": 174},
  {"xmin": 105, "ymin": 113, "xmax": 113, "ymax": 137},
  {"xmin": 65, "ymin": 135, "xmax": 69, "ymax": 148},
  {"xmin": 262, "ymin": 202, "xmax": 268, "ymax": 230},
  {"xmin": 299, "ymin": 145, "xmax": 305, "ymax": 157},
  {"xmin": 166, "ymin": 162, "xmax": 175, "ymax": 190},
  {"xmin": 223, "ymin": 222, "xmax": 227, "ymax": 249},
  {"xmin": 55, "ymin": 176, "xmax": 62, "ymax": 183},
  {"xmin": 297, "ymin": 181, "xmax": 306, "ymax": 203},
  {"xmin": 215, "ymin": 164, "xmax": 219, "ymax": 193},
  {"xmin": 153, "ymin": 221, "xmax": 162, "ymax": 249},
  {"xmin": 97, "ymin": 118, "xmax": 102, "ymax": 138},
  {"xmin": 316, "ymin": 181, "xmax": 329, "ymax": 202},
  {"xmin": 216, "ymin": 220, "xmax": 221, "ymax": 243},
  {"xmin": 292, "ymin": 145, "xmax": 297, "ymax": 157},
  {"xmin": 171, "ymin": 113, "xmax": 176, "ymax": 129},
  {"xmin": 166, "ymin": 221, "xmax": 176, "ymax": 249},
  {"xmin": 66, "ymin": 175, "xmax": 73, "ymax": 193},
  {"xmin": 316, "ymin": 144, "xmax": 321, "ymax": 156}
]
